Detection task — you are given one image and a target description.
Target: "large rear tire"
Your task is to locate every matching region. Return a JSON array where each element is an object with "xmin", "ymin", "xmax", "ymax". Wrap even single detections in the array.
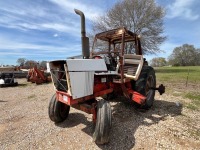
[
  {"xmin": 132, "ymin": 66, "xmax": 156, "ymax": 109},
  {"xmin": 48, "ymin": 94, "xmax": 70, "ymax": 123},
  {"xmin": 93, "ymin": 99, "xmax": 112, "ymax": 144}
]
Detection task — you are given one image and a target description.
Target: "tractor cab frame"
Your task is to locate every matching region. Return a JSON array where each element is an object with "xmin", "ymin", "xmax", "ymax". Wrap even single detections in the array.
[{"xmin": 91, "ymin": 27, "xmax": 144, "ymax": 80}]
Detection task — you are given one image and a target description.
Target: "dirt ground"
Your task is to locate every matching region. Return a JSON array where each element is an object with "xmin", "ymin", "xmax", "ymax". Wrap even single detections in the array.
[{"xmin": 0, "ymin": 79, "xmax": 200, "ymax": 150}]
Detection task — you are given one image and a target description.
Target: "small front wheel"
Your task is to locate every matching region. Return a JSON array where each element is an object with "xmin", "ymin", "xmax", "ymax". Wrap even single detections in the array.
[
  {"xmin": 93, "ymin": 98, "xmax": 112, "ymax": 144},
  {"xmin": 48, "ymin": 94, "xmax": 70, "ymax": 123}
]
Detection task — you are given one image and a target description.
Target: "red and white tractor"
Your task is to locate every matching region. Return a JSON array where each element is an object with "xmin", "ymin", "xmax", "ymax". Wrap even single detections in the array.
[{"xmin": 48, "ymin": 9, "xmax": 165, "ymax": 144}]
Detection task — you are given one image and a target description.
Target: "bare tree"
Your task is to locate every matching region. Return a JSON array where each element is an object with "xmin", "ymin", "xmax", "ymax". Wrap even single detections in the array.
[
  {"xmin": 16, "ymin": 58, "xmax": 26, "ymax": 66},
  {"xmin": 39, "ymin": 61, "xmax": 47, "ymax": 69},
  {"xmin": 92, "ymin": 0, "xmax": 166, "ymax": 54},
  {"xmin": 24, "ymin": 60, "xmax": 38, "ymax": 68},
  {"xmin": 150, "ymin": 57, "xmax": 167, "ymax": 67},
  {"xmin": 168, "ymin": 44, "xmax": 200, "ymax": 66}
]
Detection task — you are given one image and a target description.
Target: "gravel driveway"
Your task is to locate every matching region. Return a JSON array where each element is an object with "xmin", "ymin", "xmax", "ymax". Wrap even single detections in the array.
[{"xmin": 0, "ymin": 79, "xmax": 200, "ymax": 150}]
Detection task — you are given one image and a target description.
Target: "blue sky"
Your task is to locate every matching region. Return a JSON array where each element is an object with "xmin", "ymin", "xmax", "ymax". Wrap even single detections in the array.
[{"xmin": 0, "ymin": 0, "xmax": 200, "ymax": 65}]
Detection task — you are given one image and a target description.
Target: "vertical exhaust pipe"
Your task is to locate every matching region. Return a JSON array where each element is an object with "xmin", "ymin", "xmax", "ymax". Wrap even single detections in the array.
[{"xmin": 74, "ymin": 9, "xmax": 90, "ymax": 59}]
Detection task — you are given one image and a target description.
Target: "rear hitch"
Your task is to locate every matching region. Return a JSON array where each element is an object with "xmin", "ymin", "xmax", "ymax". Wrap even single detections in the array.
[{"xmin": 151, "ymin": 84, "xmax": 165, "ymax": 95}]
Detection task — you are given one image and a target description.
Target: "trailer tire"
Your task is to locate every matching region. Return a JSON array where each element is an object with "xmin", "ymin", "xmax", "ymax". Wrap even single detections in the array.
[
  {"xmin": 132, "ymin": 66, "xmax": 156, "ymax": 109},
  {"xmin": 93, "ymin": 99, "xmax": 112, "ymax": 144},
  {"xmin": 48, "ymin": 94, "xmax": 70, "ymax": 123},
  {"xmin": 26, "ymin": 75, "xmax": 30, "ymax": 82}
]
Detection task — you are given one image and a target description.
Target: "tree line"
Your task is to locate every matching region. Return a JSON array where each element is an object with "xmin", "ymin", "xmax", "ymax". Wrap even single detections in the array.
[
  {"xmin": 16, "ymin": 58, "xmax": 47, "ymax": 69},
  {"xmin": 150, "ymin": 44, "xmax": 200, "ymax": 67}
]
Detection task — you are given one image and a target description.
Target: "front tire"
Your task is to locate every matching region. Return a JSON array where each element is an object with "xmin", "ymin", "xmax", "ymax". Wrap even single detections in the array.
[
  {"xmin": 48, "ymin": 94, "xmax": 70, "ymax": 123},
  {"xmin": 93, "ymin": 99, "xmax": 112, "ymax": 144}
]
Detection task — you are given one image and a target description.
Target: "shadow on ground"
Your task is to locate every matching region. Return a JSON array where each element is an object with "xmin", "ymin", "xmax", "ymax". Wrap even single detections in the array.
[
  {"xmin": 56, "ymin": 98, "xmax": 182, "ymax": 150},
  {"xmin": 17, "ymin": 83, "xmax": 28, "ymax": 87},
  {"xmin": 56, "ymin": 112, "xmax": 93, "ymax": 131},
  {"xmin": 0, "ymin": 100, "xmax": 8, "ymax": 102}
]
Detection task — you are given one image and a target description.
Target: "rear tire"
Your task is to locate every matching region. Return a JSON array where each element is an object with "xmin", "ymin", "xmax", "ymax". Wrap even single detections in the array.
[
  {"xmin": 132, "ymin": 66, "xmax": 156, "ymax": 109},
  {"xmin": 93, "ymin": 99, "xmax": 112, "ymax": 144},
  {"xmin": 48, "ymin": 94, "xmax": 70, "ymax": 123}
]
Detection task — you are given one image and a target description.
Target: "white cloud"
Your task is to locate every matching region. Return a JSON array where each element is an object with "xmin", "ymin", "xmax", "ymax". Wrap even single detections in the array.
[
  {"xmin": 0, "ymin": 36, "xmax": 80, "ymax": 53},
  {"xmin": 0, "ymin": 16, "xmax": 80, "ymax": 37},
  {"xmin": 53, "ymin": 33, "xmax": 58, "ymax": 37},
  {"xmin": 40, "ymin": 23, "xmax": 79, "ymax": 35},
  {"xmin": 0, "ymin": 4, "xmax": 46, "ymax": 17},
  {"xmin": 49, "ymin": 0, "xmax": 103, "ymax": 20},
  {"xmin": 167, "ymin": 0, "xmax": 199, "ymax": 20},
  {"xmin": 0, "ymin": 1, "xmax": 82, "ymax": 37},
  {"xmin": 0, "ymin": 0, "xmax": 104, "ymax": 37}
]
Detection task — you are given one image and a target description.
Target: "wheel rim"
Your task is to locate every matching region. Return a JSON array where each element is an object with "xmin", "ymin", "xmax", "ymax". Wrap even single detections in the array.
[{"xmin": 145, "ymin": 75, "xmax": 155, "ymax": 98}]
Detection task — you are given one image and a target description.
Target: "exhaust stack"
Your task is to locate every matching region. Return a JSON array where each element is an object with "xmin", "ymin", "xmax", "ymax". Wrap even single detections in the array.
[{"xmin": 74, "ymin": 9, "xmax": 90, "ymax": 59}]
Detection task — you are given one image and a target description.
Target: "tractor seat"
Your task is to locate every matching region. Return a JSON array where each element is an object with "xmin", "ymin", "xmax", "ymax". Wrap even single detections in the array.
[{"xmin": 123, "ymin": 54, "xmax": 143, "ymax": 80}]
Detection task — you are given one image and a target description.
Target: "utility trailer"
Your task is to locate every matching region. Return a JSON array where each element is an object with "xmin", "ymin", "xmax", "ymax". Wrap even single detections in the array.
[
  {"xmin": 27, "ymin": 66, "xmax": 51, "ymax": 84},
  {"xmin": 48, "ymin": 9, "xmax": 165, "ymax": 144}
]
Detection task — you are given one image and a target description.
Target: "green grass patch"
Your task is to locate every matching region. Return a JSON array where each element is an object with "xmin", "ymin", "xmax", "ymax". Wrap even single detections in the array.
[
  {"xmin": 155, "ymin": 66, "xmax": 200, "ymax": 90},
  {"xmin": 186, "ymin": 104, "xmax": 198, "ymax": 110},
  {"xmin": 185, "ymin": 93, "xmax": 200, "ymax": 110},
  {"xmin": 155, "ymin": 66, "xmax": 200, "ymax": 83},
  {"xmin": 189, "ymin": 129, "xmax": 200, "ymax": 139},
  {"xmin": 185, "ymin": 93, "xmax": 200, "ymax": 101},
  {"xmin": 154, "ymin": 66, "xmax": 200, "ymax": 110},
  {"xmin": 172, "ymin": 92, "xmax": 182, "ymax": 97},
  {"xmin": 18, "ymin": 83, "xmax": 28, "ymax": 87}
]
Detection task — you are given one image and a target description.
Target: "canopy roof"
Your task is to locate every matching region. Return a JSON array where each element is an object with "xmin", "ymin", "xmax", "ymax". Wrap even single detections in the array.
[{"xmin": 95, "ymin": 27, "xmax": 138, "ymax": 44}]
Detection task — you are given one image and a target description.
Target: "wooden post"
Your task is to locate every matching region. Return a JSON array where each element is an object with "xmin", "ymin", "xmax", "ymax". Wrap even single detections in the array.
[{"xmin": 186, "ymin": 68, "xmax": 189, "ymax": 87}]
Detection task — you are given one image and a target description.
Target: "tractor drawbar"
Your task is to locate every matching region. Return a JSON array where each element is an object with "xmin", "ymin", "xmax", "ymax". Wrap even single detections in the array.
[{"xmin": 151, "ymin": 84, "xmax": 165, "ymax": 95}]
